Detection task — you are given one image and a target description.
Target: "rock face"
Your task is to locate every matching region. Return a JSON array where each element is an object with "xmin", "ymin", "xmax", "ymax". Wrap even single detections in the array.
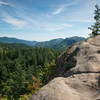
[{"xmin": 29, "ymin": 35, "xmax": 100, "ymax": 100}]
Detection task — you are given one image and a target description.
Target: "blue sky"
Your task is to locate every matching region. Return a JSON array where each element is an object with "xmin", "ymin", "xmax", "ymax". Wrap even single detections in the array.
[{"xmin": 0, "ymin": 0, "xmax": 100, "ymax": 41}]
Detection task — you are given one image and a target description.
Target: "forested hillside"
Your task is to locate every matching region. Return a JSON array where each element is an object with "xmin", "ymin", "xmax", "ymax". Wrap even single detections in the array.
[{"xmin": 0, "ymin": 43, "xmax": 62, "ymax": 100}]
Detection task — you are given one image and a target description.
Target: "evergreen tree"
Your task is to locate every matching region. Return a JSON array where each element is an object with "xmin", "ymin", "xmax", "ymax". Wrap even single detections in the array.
[{"xmin": 88, "ymin": 4, "xmax": 100, "ymax": 36}]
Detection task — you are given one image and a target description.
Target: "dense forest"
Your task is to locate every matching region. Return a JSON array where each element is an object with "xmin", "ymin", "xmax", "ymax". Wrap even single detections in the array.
[{"xmin": 0, "ymin": 43, "xmax": 62, "ymax": 100}]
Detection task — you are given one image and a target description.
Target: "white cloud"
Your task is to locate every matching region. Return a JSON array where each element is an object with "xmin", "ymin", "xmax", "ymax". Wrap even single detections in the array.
[
  {"xmin": 0, "ymin": 1, "xmax": 9, "ymax": 6},
  {"xmin": 52, "ymin": 0, "xmax": 78, "ymax": 16},
  {"xmin": 52, "ymin": 5, "xmax": 65, "ymax": 15},
  {"xmin": 3, "ymin": 16, "xmax": 27, "ymax": 28}
]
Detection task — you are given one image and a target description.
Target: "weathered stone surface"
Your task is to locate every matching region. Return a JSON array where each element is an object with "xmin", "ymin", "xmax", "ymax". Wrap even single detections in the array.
[
  {"xmin": 56, "ymin": 35, "xmax": 100, "ymax": 76},
  {"xmin": 29, "ymin": 35, "xmax": 100, "ymax": 100}
]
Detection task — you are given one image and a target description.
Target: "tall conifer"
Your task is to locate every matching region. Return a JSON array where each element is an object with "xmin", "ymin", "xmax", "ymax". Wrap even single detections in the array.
[{"xmin": 89, "ymin": 5, "xmax": 100, "ymax": 36}]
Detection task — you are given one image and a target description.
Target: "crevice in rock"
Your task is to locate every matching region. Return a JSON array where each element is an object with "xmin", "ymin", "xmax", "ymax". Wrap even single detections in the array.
[{"xmin": 97, "ymin": 50, "xmax": 100, "ymax": 54}]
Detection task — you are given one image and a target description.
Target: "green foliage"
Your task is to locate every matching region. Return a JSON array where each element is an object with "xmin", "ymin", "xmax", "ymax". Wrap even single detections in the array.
[
  {"xmin": 89, "ymin": 4, "xmax": 100, "ymax": 36},
  {"xmin": 0, "ymin": 43, "xmax": 62, "ymax": 100}
]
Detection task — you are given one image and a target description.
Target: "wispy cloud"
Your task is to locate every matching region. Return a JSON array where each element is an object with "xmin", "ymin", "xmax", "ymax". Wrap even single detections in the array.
[
  {"xmin": 0, "ymin": 1, "xmax": 9, "ymax": 6},
  {"xmin": 3, "ymin": 16, "xmax": 27, "ymax": 28},
  {"xmin": 52, "ymin": 5, "xmax": 65, "ymax": 15},
  {"xmin": 52, "ymin": 1, "xmax": 77, "ymax": 16}
]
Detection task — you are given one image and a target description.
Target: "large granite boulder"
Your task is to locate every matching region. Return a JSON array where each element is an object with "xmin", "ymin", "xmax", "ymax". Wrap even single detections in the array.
[{"xmin": 29, "ymin": 35, "xmax": 100, "ymax": 100}]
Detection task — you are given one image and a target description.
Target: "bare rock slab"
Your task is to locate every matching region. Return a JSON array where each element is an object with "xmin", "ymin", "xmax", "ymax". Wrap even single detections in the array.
[{"xmin": 29, "ymin": 35, "xmax": 100, "ymax": 100}]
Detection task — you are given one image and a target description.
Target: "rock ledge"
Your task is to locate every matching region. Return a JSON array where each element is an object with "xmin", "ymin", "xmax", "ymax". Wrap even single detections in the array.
[{"xmin": 29, "ymin": 35, "xmax": 100, "ymax": 100}]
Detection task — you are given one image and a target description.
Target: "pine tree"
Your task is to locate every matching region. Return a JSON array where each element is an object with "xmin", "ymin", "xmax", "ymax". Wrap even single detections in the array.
[{"xmin": 88, "ymin": 4, "xmax": 100, "ymax": 36}]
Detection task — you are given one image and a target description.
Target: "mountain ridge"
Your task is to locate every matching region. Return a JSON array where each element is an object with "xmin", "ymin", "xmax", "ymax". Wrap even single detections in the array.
[
  {"xmin": 0, "ymin": 37, "xmax": 37, "ymax": 46},
  {"xmin": 0, "ymin": 36, "xmax": 85, "ymax": 49}
]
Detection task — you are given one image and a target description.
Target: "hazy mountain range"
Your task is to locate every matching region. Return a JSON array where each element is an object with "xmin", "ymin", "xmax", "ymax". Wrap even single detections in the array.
[{"xmin": 0, "ymin": 36, "xmax": 85, "ymax": 49}]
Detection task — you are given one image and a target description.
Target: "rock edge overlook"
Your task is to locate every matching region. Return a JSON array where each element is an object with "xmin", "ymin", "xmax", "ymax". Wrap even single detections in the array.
[{"xmin": 29, "ymin": 35, "xmax": 100, "ymax": 100}]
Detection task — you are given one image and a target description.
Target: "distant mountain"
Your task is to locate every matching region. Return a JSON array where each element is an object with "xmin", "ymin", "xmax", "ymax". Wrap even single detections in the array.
[
  {"xmin": 55, "ymin": 36, "xmax": 85, "ymax": 49},
  {"xmin": 35, "ymin": 38, "xmax": 64, "ymax": 48},
  {"xmin": 0, "ymin": 37, "xmax": 37, "ymax": 46},
  {"xmin": 0, "ymin": 36, "xmax": 85, "ymax": 49},
  {"xmin": 34, "ymin": 36, "xmax": 85, "ymax": 49}
]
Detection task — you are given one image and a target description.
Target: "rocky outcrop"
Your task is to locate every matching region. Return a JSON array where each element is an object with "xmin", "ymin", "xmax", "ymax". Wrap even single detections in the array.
[
  {"xmin": 29, "ymin": 35, "xmax": 100, "ymax": 100},
  {"xmin": 56, "ymin": 35, "xmax": 100, "ymax": 76}
]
